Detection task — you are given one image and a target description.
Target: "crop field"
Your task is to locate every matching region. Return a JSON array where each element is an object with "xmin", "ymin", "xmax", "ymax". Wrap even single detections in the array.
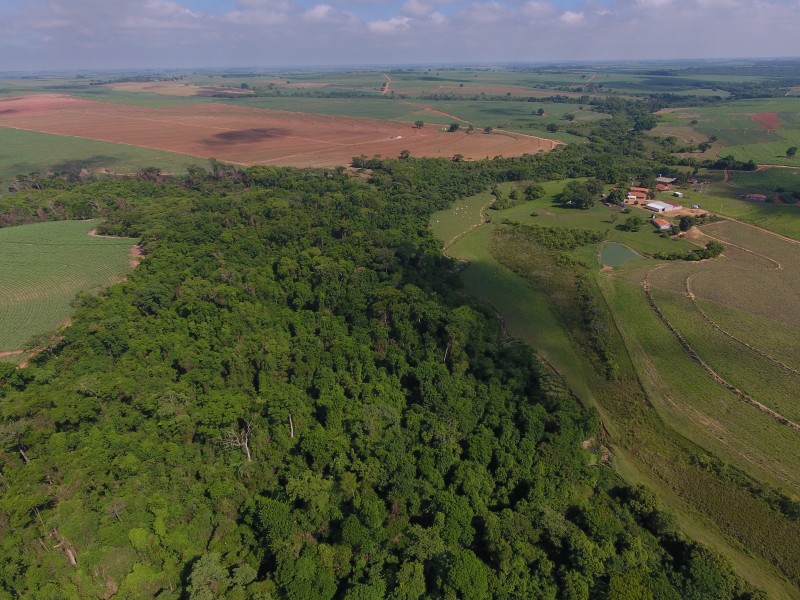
[
  {"xmin": 608, "ymin": 272, "xmax": 800, "ymax": 490},
  {"xmin": 697, "ymin": 298, "xmax": 800, "ymax": 372},
  {"xmin": 726, "ymin": 167, "xmax": 800, "ymax": 193},
  {"xmin": 619, "ymin": 217, "xmax": 800, "ymax": 482},
  {"xmin": 0, "ymin": 127, "xmax": 205, "ymax": 178},
  {"xmin": 656, "ymin": 99, "xmax": 800, "ymax": 167},
  {"xmin": 0, "ymin": 94, "xmax": 557, "ymax": 168},
  {"xmin": 0, "ymin": 220, "xmax": 136, "ymax": 362}
]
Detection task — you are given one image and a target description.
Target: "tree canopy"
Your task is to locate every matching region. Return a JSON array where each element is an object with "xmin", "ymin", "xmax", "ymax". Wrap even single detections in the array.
[{"xmin": 0, "ymin": 95, "xmax": 765, "ymax": 599}]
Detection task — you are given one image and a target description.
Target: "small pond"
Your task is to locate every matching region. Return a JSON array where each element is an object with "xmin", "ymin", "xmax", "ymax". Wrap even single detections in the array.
[{"xmin": 600, "ymin": 242, "xmax": 641, "ymax": 267}]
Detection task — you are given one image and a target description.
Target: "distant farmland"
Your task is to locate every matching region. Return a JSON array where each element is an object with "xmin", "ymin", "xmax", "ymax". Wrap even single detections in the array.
[
  {"xmin": 0, "ymin": 94, "xmax": 558, "ymax": 168},
  {"xmin": 656, "ymin": 98, "xmax": 800, "ymax": 167}
]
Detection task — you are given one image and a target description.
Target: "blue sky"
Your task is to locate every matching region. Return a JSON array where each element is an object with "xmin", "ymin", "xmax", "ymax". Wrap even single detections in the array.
[{"xmin": 1, "ymin": 0, "xmax": 798, "ymax": 71}]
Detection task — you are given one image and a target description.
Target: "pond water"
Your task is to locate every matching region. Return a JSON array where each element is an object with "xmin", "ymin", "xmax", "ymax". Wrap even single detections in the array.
[{"xmin": 600, "ymin": 242, "xmax": 641, "ymax": 267}]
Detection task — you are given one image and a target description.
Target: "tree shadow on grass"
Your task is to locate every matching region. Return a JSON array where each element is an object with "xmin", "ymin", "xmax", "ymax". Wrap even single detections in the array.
[{"xmin": 1, "ymin": 155, "xmax": 121, "ymax": 177}]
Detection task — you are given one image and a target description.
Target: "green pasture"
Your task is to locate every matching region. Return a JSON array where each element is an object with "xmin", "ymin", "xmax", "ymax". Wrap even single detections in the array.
[
  {"xmin": 430, "ymin": 189, "xmax": 496, "ymax": 247},
  {"xmin": 653, "ymin": 287, "xmax": 800, "ymax": 423},
  {"xmin": 224, "ymin": 96, "xmax": 587, "ymax": 143},
  {"xmin": 601, "ymin": 275, "xmax": 800, "ymax": 599},
  {"xmin": 0, "ymin": 220, "xmax": 136, "ymax": 360},
  {"xmin": 225, "ymin": 96, "xmax": 431, "ymax": 120},
  {"xmin": 698, "ymin": 298, "xmax": 800, "ymax": 373},
  {"xmin": 429, "ymin": 187, "xmax": 595, "ymax": 402},
  {"xmin": 0, "ymin": 127, "xmax": 204, "ymax": 178},
  {"xmin": 493, "ymin": 179, "xmax": 694, "ymax": 256},
  {"xmin": 71, "ymin": 87, "xmax": 215, "ymax": 108}
]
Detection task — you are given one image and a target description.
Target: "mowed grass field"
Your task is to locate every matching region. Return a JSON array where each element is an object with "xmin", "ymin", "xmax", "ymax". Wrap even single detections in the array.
[{"xmin": 0, "ymin": 220, "xmax": 136, "ymax": 362}]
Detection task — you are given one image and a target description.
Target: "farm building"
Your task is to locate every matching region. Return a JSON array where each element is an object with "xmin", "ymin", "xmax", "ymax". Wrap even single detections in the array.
[
  {"xmin": 652, "ymin": 218, "xmax": 672, "ymax": 231},
  {"xmin": 656, "ymin": 176, "xmax": 677, "ymax": 184},
  {"xmin": 656, "ymin": 183, "xmax": 672, "ymax": 192},
  {"xmin": 627, "ymin": 191, "xmax": 648, "ymax": 201},
  {"xmin": 674, "ymin": 191, "xmax": 684, "ymax": 198},
  {"xmin": 644, "ymin": 201, "xmax": 682, "ymax": 212},
  {"xmin": 629, "ymin": 186, "xmax": 650, "ymax": 194}
]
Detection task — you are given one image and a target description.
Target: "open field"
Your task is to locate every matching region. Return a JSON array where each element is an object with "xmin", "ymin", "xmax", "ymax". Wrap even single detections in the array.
[
  {"xmin": 0, "ymin": 220, "xmax": 136, "ymax": 362},
  {"xmin": 0, "ymin": 94, "xmax": 557, "ymax": 168},
  {"xmin": 0, "ymin": 127, "xmax": 205, "ymax": 178}
]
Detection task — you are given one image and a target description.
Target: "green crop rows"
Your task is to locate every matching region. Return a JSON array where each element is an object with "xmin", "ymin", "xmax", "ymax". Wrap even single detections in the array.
[{"xmin": 0, "ymin": 220, "xmax": 135, "ymax": 359}]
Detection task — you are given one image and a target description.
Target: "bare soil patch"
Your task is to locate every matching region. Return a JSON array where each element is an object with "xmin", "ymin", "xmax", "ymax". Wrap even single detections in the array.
[
  {"xmin": 751, "ymin": 112, "xmax": 781, "ymax": 131},
  {"xmin": 0, "ymin": 94, "xmax": 557, "ymax": 168}
]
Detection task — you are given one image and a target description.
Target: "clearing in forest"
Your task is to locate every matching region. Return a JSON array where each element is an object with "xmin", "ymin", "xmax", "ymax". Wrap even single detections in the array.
[{"xmin": 0, "ymin": 220, "xmax": 137, "ymax": 363}]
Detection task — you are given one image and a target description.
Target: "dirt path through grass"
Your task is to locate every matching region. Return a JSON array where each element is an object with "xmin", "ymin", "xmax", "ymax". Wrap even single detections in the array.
[
  {"xmin": 643, "ymin": 267, "xmax": 800, "ymax": 433},
  {"xmin": 441, "ymin": 195, "xmax": 496, "ymax": 257},
  {"xmin": 684, "ymin": 275, "xmax": 800, "ymax": 378}
]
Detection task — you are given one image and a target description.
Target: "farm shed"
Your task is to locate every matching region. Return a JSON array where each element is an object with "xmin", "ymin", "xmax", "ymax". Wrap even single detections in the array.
[
  {"xmin": 656, "ymin": 183, "xmax": 672, "ymax": 192},
  {"xmin": 652, "ymin": 218, "xmax": 672, "ymax": 230},
  {"xmin": 674, "ymin": 191, "xmax": 684, "ymax": 198},
  {"xmin": 628, "ymin": 191, "xmax": 648, "ymax": 201},
  {"xmin": 656, "ymin": 176, "xmax": 677, "ymax": 184},
  {"xmin": 629, "ymin": 186, "xmax": 650, "ymax": 193},
  {"xmin": 645, "ymin": 201, "xmax": 676, "ymax": 212}
]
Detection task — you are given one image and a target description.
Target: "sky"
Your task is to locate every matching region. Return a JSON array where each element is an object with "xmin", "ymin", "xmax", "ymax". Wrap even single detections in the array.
[{"xmin": 1, "ymin": 0, "xmax": 799, "ymax": 71}]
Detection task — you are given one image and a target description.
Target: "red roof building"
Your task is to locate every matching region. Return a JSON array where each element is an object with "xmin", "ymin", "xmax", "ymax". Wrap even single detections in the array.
[
  {"xmin": 629, "ymin": 186, "xmax": 649, "ymax": 193},
  {"xmin": 653, "ymin": 218, "xmax": 672, "ymax": 230}
]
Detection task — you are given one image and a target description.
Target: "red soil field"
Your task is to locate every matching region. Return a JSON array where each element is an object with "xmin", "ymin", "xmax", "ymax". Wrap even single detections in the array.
[
  {"xmin": 751, "ymin": 112, "xmax": 781, "ymax": 131},
  {"xmin": 0, "ymin": 94, "xmax": 558, "ymax": 168}
]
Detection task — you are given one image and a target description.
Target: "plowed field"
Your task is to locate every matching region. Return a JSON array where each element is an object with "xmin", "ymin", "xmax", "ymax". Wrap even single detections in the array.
[{"xmin": 0, "ymin": 94, "xmax": 558, "ymax": 168}]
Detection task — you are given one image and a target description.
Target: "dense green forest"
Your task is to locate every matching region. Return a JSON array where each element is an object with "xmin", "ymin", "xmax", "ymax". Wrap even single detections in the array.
[{"xmin": 0, "ymin": 102, "xmax": 767, "ymax": 598}]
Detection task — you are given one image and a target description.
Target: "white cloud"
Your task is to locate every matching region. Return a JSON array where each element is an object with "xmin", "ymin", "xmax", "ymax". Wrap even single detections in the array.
[
  {"xmin": 367, "ymin": 15, "xmax": 412, "ymax": 33},
  {"xmin": 520, "ymin": 1, "xmax": 556, "ymax": 19},
  {"xmin": 560, "ymin": 10, "xmax": 585, "ymax": 25},
  {"xmin": 402, "ymin": 0, "xmax": 433, "ymax": 17},
  {"xmin": 459, "ymin": 2, "xmax": 510, "ymax": 23},
  {"xmin": 429, "ymin": 10, "xmax": 448, "ymax": 24},
  {"xmin": 302, "ymin": 4, "xmax": 333, "ymax": 21},
  {"xmin": 1, "ymin": 0, "xmax": 800, "ymax": 70}
]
